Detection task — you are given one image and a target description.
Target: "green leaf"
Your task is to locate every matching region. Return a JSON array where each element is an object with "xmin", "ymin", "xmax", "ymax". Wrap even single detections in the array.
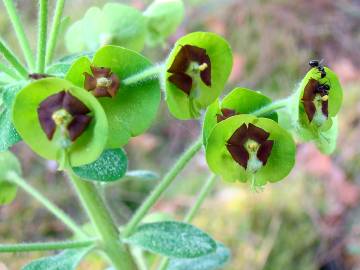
[
  {"xmin": 123, "ymin": 221, "xmax": 217, "ymax": 258},
  {"xmin": 167, "ymin": 243, "xmax": 230, "ymax": 270},
  {"xmin": 72, "ymin": 148, "xmax": 128, "ymax": 182},
  {"xmin": 65, "ymin": 3, "xmax": 146, "ymax": 53},
  {"xmin": 203, "ymin": 88, "xmax": 278, "ymax": 146},
  {"xmin": 144, "ymin": 0, "xmax": 184, "ymax": 46},
  {"xmin": 125, "ymin": 170, "xmax": 159, "ymax": 181},
  {"xmin": 0, "ymin": 151, "xmax": 21, "ymax": 205},
  {"xmin": 206, "ymin": 114, "xmax": 296, "ymax": 186},
  {"xmin": 66, "ymin": 46, "xmax": 161, "ymax": 148},
  {"xmin": 0, "ymin": 83, "xmax": 25, "ymax": 151},
  {"xmin": 22, "ymin": 248, "xmax": 91, "ymax": 270},
  {"xmin": 12, "ymin": 78, "xmax": 108, "ymax": 167},
  {"xmin": 165, "ymin": 32, "xmax": 233, "ymax": 119}
]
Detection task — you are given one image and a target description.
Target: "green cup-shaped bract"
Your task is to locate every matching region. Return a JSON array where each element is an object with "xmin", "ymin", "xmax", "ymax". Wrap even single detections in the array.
[
  {"xmin": 206, "ymin": 115, "xmax": 295, "ymax": 186},
  {"xmin": 66, "ymin": 46, "xmax": 161, "ymax": 148},
  {"xmin": 0, "ymin": 151, "xmax": 21, "ymax": 205},
  {"xmin": 203, "ymin": 87, "xmax": 278, "ymax": 146},
  {"xmin": 144, "ymin": 0, "xmax": 184, "ymax": 46},
  {"xmin": 292, "ymin": 66, "xmax": 343, "ymax": 140},
  {"xmin": 12, "ymin": 78, "xmax": 108, "ymax": 167},
  {"xmin": 165, "ymin": 32, "xmax": 233, "ymax": 119},
  {"xmin": 65, "ymin": 3, "xmax": 146, "ymax": 53}
]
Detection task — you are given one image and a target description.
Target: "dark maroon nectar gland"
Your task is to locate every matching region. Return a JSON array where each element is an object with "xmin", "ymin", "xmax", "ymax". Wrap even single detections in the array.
[
  {"xmin": 226, "ymin": 123, "xmax": 274, "ymax": 173},
  {"xmin": 302, "ymin": 78, "xmax": 329, "ymax": 123},
  {"xmin": 84, "ymin": 66, "xmax": 120, "ymax": 98},
  {"xmin": 167, "ymin": 45, "xmax": 211, "ymax": 95},
  {"xmin": 37, "ymin": 90, "xmax": 92, "ymax": 142},
  {"xmin": 216, "ymin": 108, "xmax": 237, "ymax": 122}
]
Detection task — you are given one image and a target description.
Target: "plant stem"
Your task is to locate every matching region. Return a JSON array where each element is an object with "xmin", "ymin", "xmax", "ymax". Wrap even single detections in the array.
[
  {"xmin": 184, "ymin": 174, "xmax": 217, "ymax": 223},
  {"xmin": 7, "ymin": 172, "xmax": 86, "ymax": 238},
  {"xmin": 0, "ymin": 62, "xmax": 21, "ymax": 80},
  {"xmin": 69, "ymin": 172, "xmax": 137, "ymax": 270},
  {"xmin": 45, "ymin": 0, "xmax": 65, "ymax": 65},
  {"xmin": 123, "ymin": 64, "xmax": 163, "ymax": 86},
  {"xmin": 0, "ymin": 40, "xmax": 28, "ymax": 78},
  {"xmin": 36, "ymin": 0, "xmax": 48, "ymax": 73},
  {"xmin": 123, "ymin": 138, "xmax": 203, "ymax": 238},
  {"xmin": 157, "ymin": 174, "xmax": 218, "ymax": 270},
  {"xmin": 251, "ymin": 97, "xmax": 290, "ymax": 117},
  {"xmin": 2, "ymin": 0, "xmax": 35, "ymax": 70},
  {"xmin": 0, "ymin": 239, "xmax": 96, "ymax": 253}
]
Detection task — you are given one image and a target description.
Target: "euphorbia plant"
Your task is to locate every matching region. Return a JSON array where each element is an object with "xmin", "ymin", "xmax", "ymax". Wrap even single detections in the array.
[{"xmin": 0, "ymin": 1, "xmax": 343, "ymax": 270}]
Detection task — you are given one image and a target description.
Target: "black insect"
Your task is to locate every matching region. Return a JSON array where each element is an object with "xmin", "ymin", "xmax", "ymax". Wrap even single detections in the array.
[
  {"xmin": 316, "ymin": 83, "xmax": 330, "ymax": 95},
  {"xmin": 308, "ymin": 59, "xmax": 326, "ymax": 78},
  {"xmin": 28, "ymin": 73, "xmax": 53, "ymax": 80}
]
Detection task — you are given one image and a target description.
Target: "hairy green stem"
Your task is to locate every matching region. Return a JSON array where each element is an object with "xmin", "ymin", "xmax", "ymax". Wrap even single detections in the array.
[
  {"xmin": 7, "ymin": 172, "xmax": 86, "ymax": 238},
  {"xmin": 36, "ymin": 0, "xmax": 48, "ymax": 73},
  {"xmin": 69, "ymin": 172, "xmax": 137, "ymax": 270},
  {"xmin": 123, "ymin": 64, "xmax": 163, "ymax": 86},
  {"xmin": 45, "ymin": 0, "xmax": 65, "ymax": 65},
  {"xmin": 0, "ymin": 62, "xmax": 21, "ymax": 80},
  {"xmin": 251, "ymin": 97, "xmax": 290, "ymax": 117},
  {"xmin": 157, "ymin": 174, "xmax": 218, "ymax": 270},
  {"xmin": 0, "ymin": 239, "xmax": 96, "ymax": 253},
  {"xmin": 2, "ymin": 0, "xmax": 35, "ymax": 70},
  {"xmin": 123, "ymin": 138, "xmax": 203, "ymax": 238},
  {"xmin": 0, "ymin": 40, "xmax": 28, "ymax": 78}
]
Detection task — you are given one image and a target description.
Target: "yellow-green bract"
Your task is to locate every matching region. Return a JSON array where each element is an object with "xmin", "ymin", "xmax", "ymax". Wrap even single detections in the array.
[
  {"xmin": 203, "ymin": 87, "xmax": 278, "ymax": 146},
  {"xmin": 12, "ymin": 78, "xmax": 108, "ymax": 167},
  {"xmin": 165, "ymin": 32, "xmax": 233, "ymax": 120},
  {"xmin": 66, "ymin": 46, "xmax": 161, "ymax": 148},
  {"xmin": 206, "ymin": 115, "xmax": 295, "ymax": 186}
]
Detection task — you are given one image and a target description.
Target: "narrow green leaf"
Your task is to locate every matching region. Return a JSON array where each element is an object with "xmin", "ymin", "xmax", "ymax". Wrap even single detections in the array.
[
  {"xmin": 168, "ymin": 243, "xmax": 231, "ymax": 270},
  {"xmin": 22, "ymin": 248, "xmax": 91, "ymax": 270},
  {"xmin": 0, "ymin": 150, "xmax": 20, "ymax": 205},
  {"xmin": 123, "ymin": 221, "xmax": 217, "ymax": 258},
  {"xmin": 72, "ymin": 148, "xmax": 128, "ymax": 182}
]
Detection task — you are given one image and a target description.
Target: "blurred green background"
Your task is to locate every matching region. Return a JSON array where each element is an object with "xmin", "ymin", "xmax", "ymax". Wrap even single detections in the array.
[{"xmin": 0, "ymin": 0, "xmax": 360, "ymax": 269}]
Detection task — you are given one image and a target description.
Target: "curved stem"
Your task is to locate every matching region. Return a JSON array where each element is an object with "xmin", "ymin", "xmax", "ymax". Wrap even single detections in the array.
[
  {"xmin": 157, "ymin": 174, "xmax": 218, "ymax": 270},
  {"xmin": 0, "ymin": 239, "xmax": 96, "ymax": 253},
  {"xmin": 123, "ymin": 138, "xmax": 203, "ymax": 238},
  {"xmin": 123, "ymin": 64, "xmax": 163, "ymax": 86},
  {"xmin": 69, "ymin": 172, "xmax": 137, "ymax": 270},
  {"xmin": 45, "ymin": 0, "xmax": 65, "ymax": 65},
  {"xmin": 7, "ymin": 172, "xmax": 86, "ymax": 238},
  {"xmin": 36, "ymin": 0, "xmax": 48, "ymax": 73},
  {"xmin": 0, "ymin": 40, "xmax": 28, "ymax": 78},
  {"xmin": 2, "ymin": 0, "xmax": 35, "ymax": 70},
  {"xmin": 0, "ymin": 62, "xmax": 21, "ymax": 80},
  {"xmin": 251, "ymin": 97, "xmax": 290, "ymax": 117}
]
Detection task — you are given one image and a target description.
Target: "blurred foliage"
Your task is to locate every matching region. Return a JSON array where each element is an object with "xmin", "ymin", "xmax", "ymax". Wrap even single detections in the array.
[{"xmin": 0, "ymin": 0, "xmax": 360, "ymax": 269}]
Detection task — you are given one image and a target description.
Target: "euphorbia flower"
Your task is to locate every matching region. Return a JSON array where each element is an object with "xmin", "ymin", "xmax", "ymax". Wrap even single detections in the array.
[
  {"xmin": 84, "ymin": 66, "xmax": 120, "ymax": 98},
  {"xmin": 167, "ymin": 44, "xmax": 211, "ymax": 95},
  {"xmin": 37, "ymin": 90, "xmax": 92, "ymax": 141},
  {"xmin": 227, "ymin": 123, "xmax": 274, "ymax": 171},
  {"xmin": 302, "ymin": 78, "xmax": 329, "ymax": 122},
  {"xmin": 205, "ymin": 114, "xmax": 295, "ymax": 187}
]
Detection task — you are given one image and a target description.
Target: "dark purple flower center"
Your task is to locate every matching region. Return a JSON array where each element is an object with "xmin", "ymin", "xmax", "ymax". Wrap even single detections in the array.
[
  {"xmin": 167, "ymin": 45, "xmax": 211, "ymax": 96},
  {"xmin": 226, "ymin": 123, "xmax": 274, "ymax": 170},
  {"xmin": 217, "ymin": 108, "xmax": 237, "ymax": 122},
  {"xmin": 84, "ymin": 66, "xmax": 120, "ymax": 98},
  {"xmin": 37, "ymin": 90, "xmax": 92, "ymax": 142},
  {"xmin": 302, "ymin": 78, "xmax": 329, "ymax": 122}
]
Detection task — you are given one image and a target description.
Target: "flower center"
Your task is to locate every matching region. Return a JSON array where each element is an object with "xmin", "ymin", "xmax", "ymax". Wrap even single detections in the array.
[
  {"xmin": 52, "ymin": 109, "xmax": 72, "ymax": 126},
  {"xmin": 96, "ymin": 77, "xmax": 112, "ymax": 88},
  {"xmin": 245, "ymin": 139, "xmax": 263, "ymax": 173}
]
